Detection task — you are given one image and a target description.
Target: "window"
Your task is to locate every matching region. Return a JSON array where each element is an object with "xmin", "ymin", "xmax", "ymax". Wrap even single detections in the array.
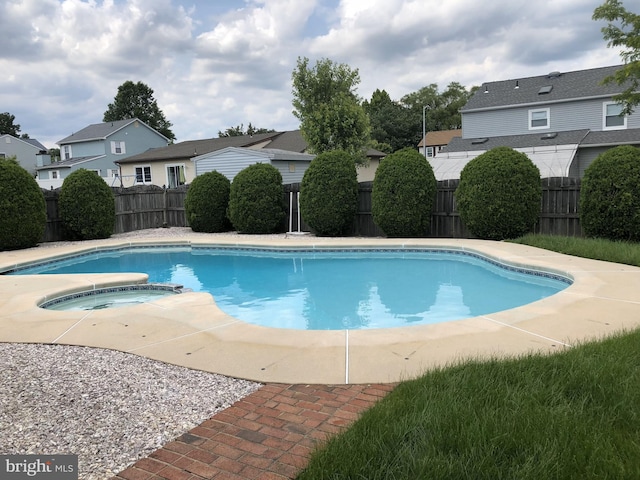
[
  {"xmin": 0, "ymin": 153, "xmax": 5, "ymax": 159},
  {"xmin": 603, "ymin": 102, "xmax": 626, "ymax": 130},
  {"xmin": 529, "ymin": 108, "xmax": 550, "ymax": 130},
  {"xmin": 426, "ymin": 146, "xmax": 434, "ymax": 158},
  {"xmin": 135, "ymin": 166, "xmax": 152, "ymax": 184},
  {"xmin": 166, "ymin": 165, "xmax": 185, "ymax": 188},
  {"xmin": 51, "ymin": 171, "xmax": 59, "ymax": 179},
  {"xmin": 63, "ymin": 145, "xmax": 71, "ymax": 160},
  {"xmin": 110, "ymin": 141, "xmax": 126, "ymax": 155}
]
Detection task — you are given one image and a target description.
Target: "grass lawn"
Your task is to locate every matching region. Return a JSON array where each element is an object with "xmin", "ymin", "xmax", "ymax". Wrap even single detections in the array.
[{"xmin": 297, "ymin": 235, "xmax": 640, "ymax": 480}]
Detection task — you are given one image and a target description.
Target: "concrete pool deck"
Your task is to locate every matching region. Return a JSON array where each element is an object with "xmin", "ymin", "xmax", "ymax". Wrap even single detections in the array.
[{"xmin": 1, "ymin": 234, "xmax": 640, "ymax": 385}]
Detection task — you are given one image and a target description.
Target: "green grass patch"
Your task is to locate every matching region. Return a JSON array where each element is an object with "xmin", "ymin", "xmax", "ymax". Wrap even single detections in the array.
[
  {"xmin": 298, "ymin": 332, "xmax": 640, "ymax": 479},
  {"xmin": 511, "ymin": 234, "xmax": 640, "ymax": 267},
  {"xmin": 297, "ymin": 235, "xmax": 640, "ymax": 479}
]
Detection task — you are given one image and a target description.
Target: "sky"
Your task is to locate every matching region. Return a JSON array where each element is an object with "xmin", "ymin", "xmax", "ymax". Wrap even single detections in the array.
[{"xmin": 1, "ymin": 0, "xmax": 625, "ymax": 149}]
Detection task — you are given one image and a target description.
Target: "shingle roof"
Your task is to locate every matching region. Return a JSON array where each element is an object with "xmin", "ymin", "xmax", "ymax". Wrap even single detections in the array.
[
  {"xmin": 444, "ymin": 129, "xmax": 591, "ymax": 152},
  {"xmin": 36, "ymin": 155, "xmax": 105, "ymax": 170},
  {"xmin": 23, "ymin": 138, "xmax": 47, "ymax": 151},
  {"xmin": 418, "ymin": 129, "xmax": 461, "ymax": 148},
  {"xmin": 117, "ymin": 131, "xmax": 284, "ymax": 164},
  {"xmin": 462, "ymin": 65, "xmax": 627, "ymax": 112},
  {"xmin": 264, "ymin": 130, "xmax": 308, "ymax": 152},
  {"xmin": 57, "ymin": 118, "xmax": 167, "ymax": 145},
  {"xmin": 581, "ymin": 128, "xmax": 640, "ymax": 146}
]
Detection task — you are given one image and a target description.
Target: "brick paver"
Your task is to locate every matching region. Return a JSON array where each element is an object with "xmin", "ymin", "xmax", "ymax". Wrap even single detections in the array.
[{"xmin": 112, "ymin": 383, "xmax": 395, "ymax": 480}]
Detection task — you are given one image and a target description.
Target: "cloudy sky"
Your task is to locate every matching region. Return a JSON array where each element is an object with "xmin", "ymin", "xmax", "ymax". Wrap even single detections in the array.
[{"xmin": 1, "ymin": 0, "xmax": 623, "ymax": 149}]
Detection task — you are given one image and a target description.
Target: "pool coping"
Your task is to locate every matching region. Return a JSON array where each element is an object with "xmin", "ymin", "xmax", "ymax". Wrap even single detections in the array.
[{"xmin": 1, "ymin": 235, "xmax": 640, "ymax": 384}]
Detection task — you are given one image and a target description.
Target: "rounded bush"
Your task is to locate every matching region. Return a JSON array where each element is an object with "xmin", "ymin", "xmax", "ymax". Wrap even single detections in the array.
[
  {"xmin": 228, "ymin": 163, "xmax": 285, "ymax": 234},
  {"xmin": 371, "ymin": 147, "xmax": 437, "ymax": 237},
  {"xmin": 455, "ymin": 146, "xmax": 541, "ymax": 240},
  {"xmin": 0, "ymin": 158, "xmax": 46, "ymax": 250},
  {"xmin": 184, "ymin": 171, "xmax": 231, "ymax": 233},
  {"xmin": 59, "ymin": 168, "xmax": 115, "ymax": 240},
  {"xmin": 300, "ymin": 150, "xmax": 358, "ymax": 236},
  {"xmin": 580, "ymin": 145, "xmax": 640, "ymax": 241}
]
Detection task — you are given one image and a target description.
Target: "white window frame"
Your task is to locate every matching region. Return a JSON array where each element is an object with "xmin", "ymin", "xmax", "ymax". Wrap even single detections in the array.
[
  {"xmin": 166, "ymin": 164, "xmax": 186, "ymax": 189},
  {"xmin": 62, "ymin": 145, "xmax": 71, "ymax": 160},
  {"xmin": 426, "ymin": 146, "xmax": 434, "ymax": 158},
  {"xmin": 528, "ymin": 108, "xmax": 550, "ymax": 130},
  {"xmin": 51, "ymin": 170, "xmax": 60, "ymax": 179},
  {"xmin": 110, "ymin": 140, "xmax": 126, "ymax": 155},
  {"xmin": 603, "ymin": 102, "xmax": 627, "ymax": 130},
  {"xmin": 134, "ymin": 165, "xmax": 152, "ymax": 185}
]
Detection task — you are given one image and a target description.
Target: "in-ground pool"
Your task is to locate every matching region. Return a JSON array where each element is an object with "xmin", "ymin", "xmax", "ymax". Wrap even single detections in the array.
[{"xmin": 9, "ymin": 246, "xmax": 571, "ymax": 330}]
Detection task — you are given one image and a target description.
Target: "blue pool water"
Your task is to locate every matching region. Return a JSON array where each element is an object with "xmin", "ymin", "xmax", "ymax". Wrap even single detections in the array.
[{"xmin": 9, "ymin": 247, "xmax": 571, "ymax": 330}]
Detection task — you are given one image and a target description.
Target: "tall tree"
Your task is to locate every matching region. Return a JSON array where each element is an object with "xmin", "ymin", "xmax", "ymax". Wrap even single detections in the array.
[
  {"xmin": 291, "ymin": 57, "xmax": 370, "ymax": 160},
  {"xmin": 218, "ymin": 123, "xmax": 275, "ymax": 137},
  {"xmin": 0, "ymin": 112, "xmax": 22, "ymax": 137},
  {"xmin": 593, "ymin": 0, "xmax": 640, "ymax": 115},
  {"xmin": 363, "ymin": 89, "xmax": 414, "ymax": 153},
  {"xmin": 103, "ymin": 81, "xmax": 176, "ymax": 141}
]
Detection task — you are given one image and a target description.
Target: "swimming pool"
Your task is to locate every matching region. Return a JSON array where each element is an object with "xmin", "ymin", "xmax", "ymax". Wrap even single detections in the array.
[{"xmin": 10, "ymin": 246, "xmax": 571, "ymax": 330}]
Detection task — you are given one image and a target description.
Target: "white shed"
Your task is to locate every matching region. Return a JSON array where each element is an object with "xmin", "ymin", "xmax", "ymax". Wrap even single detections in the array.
[{"xmin": 192, "ymin": 147, "xmax": 315, "ymax": 183}]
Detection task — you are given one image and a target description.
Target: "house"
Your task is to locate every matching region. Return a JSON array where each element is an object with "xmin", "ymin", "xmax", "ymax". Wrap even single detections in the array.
[
  {"xmin": 193, "ymin": 147, "xmax": 316, "ymax": 183},
  {"xmin": 429, "ymin": 65, "xmax": 640, "ymax": 180},
  {"xmin": 117, "ymin": 129, "xmax": 386, "ymax": 187},
  {"xmin": 0, "ymin": 134, "xmax": 50, "ymax": 176},
  {"xmin": 36, "ymin": 118, "xmax": 169, "ymax": 189},
  {"xmin": 417, "ymin": 129, "xmax": 461, "ymax": 158}
]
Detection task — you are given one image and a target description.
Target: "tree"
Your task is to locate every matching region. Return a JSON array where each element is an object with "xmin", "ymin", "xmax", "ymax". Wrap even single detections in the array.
[
  {"xmin": 0, "ymin": 112, "xmax": 22, "ymax": 137},
  {"xmin": 363, "ymin": 89, "xmax": 414, "ymax": 153},
  {"xmin": 291, "ymin": 57, "xmax": 370, "ymax": 160},
  {"xmin": 218, "ymin": 123, "xmax": 275, "ymax": 137},
  {"xmin": 104, "ymin": 81, "xmax": 176, "ymax": 141},
  {"xmin": 593, "ymin": 0, "xmax": 640, "ymax": 115}
]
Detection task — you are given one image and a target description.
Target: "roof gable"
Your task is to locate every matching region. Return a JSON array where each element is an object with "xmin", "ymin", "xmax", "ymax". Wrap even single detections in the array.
[
  {"xmin": 463, "ymin": 65, "xmax": 628, "ymax": 112},
  {"xmin": 0, "ymin": 134, "xmax": 47, "ymax": 152},
  {"xmin": 418, "ymin": 129, "xmax": 461, "ymax": 148},
  {"xmin": 57, "ymin": 118, "xmax": 168, "ymax": 145}
]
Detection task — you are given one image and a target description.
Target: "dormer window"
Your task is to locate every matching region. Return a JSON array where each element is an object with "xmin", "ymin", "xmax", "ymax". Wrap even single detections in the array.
[
  {"xmin": 529, "ymin": 108, "xmax": 550, "ymax": 130},
  {"xmin": 603, "ymin": 102, "xmax": 626, "ymax": 130}
]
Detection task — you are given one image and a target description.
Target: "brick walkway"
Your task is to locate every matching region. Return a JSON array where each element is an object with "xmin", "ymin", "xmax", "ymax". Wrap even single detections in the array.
[{"xmin": 113, "ymin": 383, "xmax": 396, "ymax": 480}]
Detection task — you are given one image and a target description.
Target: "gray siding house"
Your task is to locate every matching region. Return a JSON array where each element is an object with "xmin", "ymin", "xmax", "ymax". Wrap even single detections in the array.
[
  {"xmin": 193, "ymin": 147, "xmax": 315, "ymax": 183},
  {"xmin": 0, "ymin": 135, "xmax": 50, "ymax": 176},
  {"xmin": 36, "ymin": 118, "xmax": 169, "ymax": 189},
  {"xmin": 431, "ymin": 65, "xmax": 640, "ymax": 180}
]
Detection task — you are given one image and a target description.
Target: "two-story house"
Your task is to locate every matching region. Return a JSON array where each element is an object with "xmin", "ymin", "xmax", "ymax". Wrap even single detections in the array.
[
  {"xmin": 0, "ymin": 134, "xmax": 50, "ymax": 176},
  {"xmin": 36, "ymin": 118, "xmax": 169, "ymax": 189},
  {"xmin": 429, "ymin": 65, "xmax": 640, "ymax": 180}
]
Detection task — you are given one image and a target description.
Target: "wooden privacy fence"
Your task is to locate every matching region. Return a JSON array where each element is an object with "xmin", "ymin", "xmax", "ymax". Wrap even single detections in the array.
[{"xmin": 42, "ymin": 177, "xmax": 582, "ymax": 242}]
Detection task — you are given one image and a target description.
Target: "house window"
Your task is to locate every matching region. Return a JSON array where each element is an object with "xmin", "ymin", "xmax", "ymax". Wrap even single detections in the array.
[
  {"xmin": 166, "ymin": 165, "xmax": 185, "ymax": 188},
  {"xmin": 63, "ymin": 145, "xmax": 71, "ymax": 160},
  {"xmin": 603, "ymin": 102, "xmax": 626, "ymax": 130},
  {"xmin": 135, "ymin": 166, "xmax": 152, "ymax": 184},
  {"xmin": 111, "ymin": 141, "xmax": 126, "ymax": 155},
  {"xmin": 51, "ymin": 171, "xmax": 59, "ymax": 179},
  {"xmin": 0, "ymin": 153, "xmax": 5, "ymax": 159},
  {"xmin": 426, "ymin": 146, "xmax": 434, "ymax": 158},
  {"xmin": 529, "ymin": 108, "xmax": 550, "ymax": 129}
]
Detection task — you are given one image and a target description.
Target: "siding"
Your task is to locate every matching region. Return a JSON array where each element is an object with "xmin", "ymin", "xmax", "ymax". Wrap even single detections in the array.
[
  {"xmin": 463, "ymin": 98, "xmax": 640, "ymax": 139},
  {"xmin": 571, "ymin": 147, "xmax": 609, "ymax": 177},
  {"xmin": 272, "ymin": 160, "xmax": 308, "ymax": 184},
  {"xmin": 195, "ymin": 149, "xmax": 268, "ymax": 180}
]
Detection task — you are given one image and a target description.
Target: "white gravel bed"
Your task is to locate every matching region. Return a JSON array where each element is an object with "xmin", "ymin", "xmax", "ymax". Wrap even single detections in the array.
[{"xmin": 0, "ymin": 343, "xmax": 261, "ymax": 479}]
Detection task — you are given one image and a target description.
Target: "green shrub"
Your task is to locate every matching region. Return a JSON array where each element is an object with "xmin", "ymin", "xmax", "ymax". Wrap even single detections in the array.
[
  {"xmin": 455, "ymin": 146, "xmax": 541, "ymax": 240},
  {"xmin": 580, "ymin": 145, "xmax": 640, "ymax": 241},
  {"xmin": 300, "ymin": 150, "xmax": 358, "ymax": 236},
  {"xmin": 371, "ymin": 147, "xmax": 437, "ymax": 237},
  {"xmin": 184, "ymin": 171, "xmax": 231, "ymax": 233},
  {"xmin": 228, "ymin": 163, "xmax": 285, "ymax": 234},
  {"xmin": 59, "ymin": 168, "xmax": 115, "ymax": 240},
  {"xmin": 0, "ymin": 158, "xmax": 46, "ymax": 250}
]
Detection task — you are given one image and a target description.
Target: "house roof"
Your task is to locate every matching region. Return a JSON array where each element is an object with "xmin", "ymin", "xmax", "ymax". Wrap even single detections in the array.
[
  {"xmin": 462, "ymin": 65, "xmax": 627, "ymax": 112},
  {"xmin": 36, "ymin": 155, "xmax": 105, "ymax": 171},
  {"xmin": 264, "ymin": 130, "xmax": 308, "ymax": 152},
  {"xmin": 0, "ymin": 134, "xmax": 47, "ymax": 152},
  {"xmin": 57, "ymin": 118, "xmax": 168, "ymax": 145},
  {"xmin": 418, "ymin": 129, "xmax": 461, "ymax": 148},
  {"xmin": 193, "ymin": 146, "xmax": 315, "ymax": 163},
  {"xmin": 117, "ymin": 131, "xmax": 283, "ymax": 164},
  {"xmin": 444, "ymin": 129, "xmax": 591, "ymax": 153}
]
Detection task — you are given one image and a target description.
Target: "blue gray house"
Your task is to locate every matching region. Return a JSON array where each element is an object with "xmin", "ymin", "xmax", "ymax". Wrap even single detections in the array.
[
  {"xmin": 430, "ymin": 65, "xmax": 640, "ymax": 180},
  {"xmin": 0, "ymin": 134, "xmax": 50, "ymax": 176},
  {"xmin": 36, "ymin": 118, "xmax": 169, "ymax": 189}
]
